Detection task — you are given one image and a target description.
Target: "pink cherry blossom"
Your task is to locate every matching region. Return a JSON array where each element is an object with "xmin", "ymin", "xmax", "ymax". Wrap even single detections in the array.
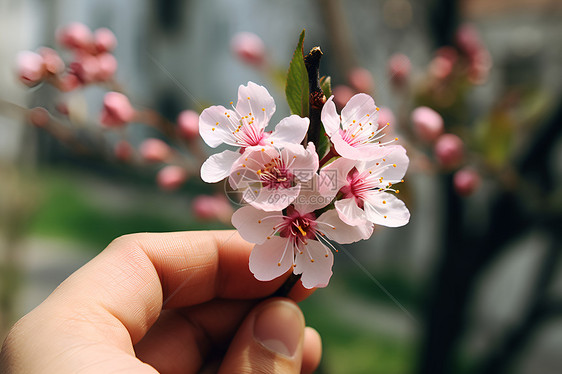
[
  {"xmin": 192, "ymin": 194, "xmax": 234, "ymax": 224},
  {"xmin": 434, "ymin": 133, "xmax": 464, "ymax": 169},
  {"xmin": 232, "ymin": 186, "xmax": 373, "ymax": 289},
  {"xmin": 100, "ymin": 92, "xmax": 135, "ymax": 127},
  {"xmin": 139, "ymin": 138, "xmax": 171, "ymax": 163},
  {"xmin": 177, "ymin": 110, "xmax": 200, "ymax": 139},
  {"xmin": 321, "ymin": 93, "xmax": 397, "ymax": 160},
  {"xmin": 230, "ymin": 32, "xmax": 266, "ymax": 67},
  {"xmin": 453, "ymin": 168, "xmax": 480, "ymax": 196},
  {"xmin": 331, "ymin": 146, "xmax": 410, "ymax": 227},
  {"xmin": 94, "ymin": 28, "xmax": 117, "ymax": 53},
  {"xmin": 200, "ymin": 82, "xmax": 309, "ymax": 183},
  {"xmin": 56, "ymin": 22, "xmax": 93, "ymax": 51},
  {"xmin": 411, "ymin": 106, "xmax": 444, "ymax": 142},
  {"xmin": 157, "ymin": 165, "xmax": 188, "ymax": 191},
  {"xmin": 16, "ymin": 51, "xmax": 45, "ymax": 86},
  {"xmin": 229, "ymin": 143, "xmax": 319, "ymax": 211}
]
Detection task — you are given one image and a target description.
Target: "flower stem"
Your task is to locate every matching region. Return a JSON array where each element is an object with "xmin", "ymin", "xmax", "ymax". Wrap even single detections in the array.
[
  {"xmin": 319, "ymin": 146, "xmax": 338, "ymax": 168},
  {"xmin": 272, "ymin": 272, "xmax": 302, "ymax": 298},
  {"xmin": 303, "ymin": 47, "xmax": 326, "ymax": 149}
]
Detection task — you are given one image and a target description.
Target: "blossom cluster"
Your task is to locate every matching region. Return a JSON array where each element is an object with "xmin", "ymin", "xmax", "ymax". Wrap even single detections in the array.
[{"xmin": 199, "ymin": 82, "xmax": 410, "ymax": 289}]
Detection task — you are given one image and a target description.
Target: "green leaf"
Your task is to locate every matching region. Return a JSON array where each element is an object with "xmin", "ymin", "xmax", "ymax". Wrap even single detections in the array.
[
  {"xmin": 319, "ymin": 75, "xmax": 332, "ymax": 98},
  {"xmin": 316, "ymin": 130, "xmax": 331, "ymax": 159},
  {"xmin": 285, "ymin": 29, "xmax": 309, "ymax": 117}
]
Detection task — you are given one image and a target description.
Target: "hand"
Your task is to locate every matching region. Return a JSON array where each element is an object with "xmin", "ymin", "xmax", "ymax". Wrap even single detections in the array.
[{"xmin": 0, "ymin": 231, "xmax": 322, "ymax": 373}]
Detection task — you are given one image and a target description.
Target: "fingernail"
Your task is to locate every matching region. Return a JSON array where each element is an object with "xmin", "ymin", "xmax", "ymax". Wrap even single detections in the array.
[{"xmin": 253, "ymin": 300, "xmax": 303, "ymax": 357}]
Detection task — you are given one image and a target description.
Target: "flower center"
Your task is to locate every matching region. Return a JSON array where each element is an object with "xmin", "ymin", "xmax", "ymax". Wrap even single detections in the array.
[
  {"xmin": 279, "ymin": 207, "xmax": 317, "ymax": 243},
  {"xmin": 257, "ymin": 157, "xmax": 293, "ymax": 189}
]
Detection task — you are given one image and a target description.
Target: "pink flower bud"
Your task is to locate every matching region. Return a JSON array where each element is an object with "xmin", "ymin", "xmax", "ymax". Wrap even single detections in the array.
[
  {"xmin": 57, "ymin": 22, "xmax": 93, "ymax": 51},
  {"xmin": 57, "ymin": 73, "xmax": 81, "ymax": 92},
  {"xmin": 70, "ymin": 53, "xmax": 100, "ymax": 84},
  {"xmin": 468, "ymin": 49, "xmax": 492, "ymax": 85},
  {"xmin": 56, "ymin": 102, "xmax": 69, "ymax": 115},
  {"xmin": 177, "ymin": 110, "xmax": 200, "ymax": 139},
  {"xmin": 411, "ymin": 106, "xmax": 444, "ymax": 142},
  {"xmin": 429, "ymin": 55, "xmax": 454, "ymax": 80},
  {"xmin": 139, "ymin": 138, "xmax": 171, "ymax": 163},
  {"xmin": 453, "ymin": 168, "xmax": 481, "ymax": 196},
  {"xmin": 100, "ymin": 92, "xmax": 135, "ymax": 127},
  {"xmin": 156, "ymin": 165, "xmax": 188, "ymax": 191},
  {"xmin": 16, "ymin": 51, "xmax": 45, "ymax": 86},
  {"xmin": 456, "ymin": 24, "xmax": 482, "ymax": 56},
  {"xmin": 38, "ymin": 47, "xmax": 65, "ymax": 75},
  {"xmin": 230, "ymin": 32, "xmax": 266, "ymax": 66},
  {"xmin": 434, "ymin": 133, "xmax": 464, "ymax": 169},
  {"xmin": 348, "ymin": 67, "xmax": 374, "ymax": 94},
  {"xmin": 96, "ymin": 53, "xmax": 117, "ymax": 81},
  {"xmin": 93, "ymin": 28, "xmax": 117, "ymax": 53},
  {"xmin": 332, "ymin": 85, "xmax": 355, "ymax": 109},
  {"xmin": 376, "ymin": 106, "xmax": 396, "ymax": 130},
  {"xmin": 192, "ymin": 195, "xmax": 233, "ymax": 223},
  {"xmin": 114, "ymin": 140, "xmax": 133, "ymax": 161},
  {"xmin": 388, "ymin": 53, "xmax": 411, "ymax": 84},
  {"xmin": 28, "ymin": 107, "xmax": 50, "ymax": 127}
]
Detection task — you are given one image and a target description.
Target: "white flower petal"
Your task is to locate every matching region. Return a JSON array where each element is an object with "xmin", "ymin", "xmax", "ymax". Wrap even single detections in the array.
[
  {"xmin": 235, "ymin": 82, "xmax": 276, "ymax": 127},
  {"xmin": 248, "ymin": 185, "xmax": 301, "ymax": 212},
  {"xmin": 320, "ymin": 96, "xmax": 340, "ymax": 136},
  {"xmin": 340, "ymin": 93, "xmax": 378, "ymax": 126},
  {"xmin": 363, "ymin": 191, "xmax": 410, "ymax": 227},
  {"xmin": 292, "ymin": 174, "xmax": 332, "ymax": 214},
  {"xmin": 334, "ymin": 198, "xmax": 368, "ymax": 226},
  {"xmin": 317, "ymin": 209, "xmax": 373, "ymax": 244},
  {"xmin": 199, "ymin": 106, "xmax": 239, "ymax": 148},
  {"xmin": 283, "ymin": 142, "xmax": 319, "ymax": 182},
  {"xmin": 293, "ymin": 240, "xmax": 333, "ymax": 289},
  {"xmin": 331, "ymin": 132, "xmax": 390, "ymax": 160},
  {"xmin": 268, "ymin": 115, "xmax": 309, "ymax": 146},
  {"xmin": 231, "ymin": 205, "xmax": 284, "ymax": 244},
  {"xmin": 200, "ymin": 150, "xmax": 240, "ymax": 183},
  {"xmin": 359, "ymin": 145, "xmax": 409, "ymax": 182},
  {"xmin": 249, "ymin": 237, "xmax": 293, "ymax": 282}
]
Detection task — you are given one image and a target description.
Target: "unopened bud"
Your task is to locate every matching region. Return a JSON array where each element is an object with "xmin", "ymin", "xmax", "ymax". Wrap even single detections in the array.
[
  {"xmin": 157, "ymin": 165, "xmax": 188, "ymax": 191},
  {"xmin": 434, "ymin": 133, "xmax": 464, "ymax": 169},
  {"xmin": 38, "ymin": 47, "xmax": 65, "ymax": 75},
  {"xmin": 139, "ymin": 138, "xmax": 171, "ymax": 163},
  {"xmin": 411, "ymin": 106, "xmax": 444, "ymax": 142},
  {"xmin": 388, "ymin": 53, "xmax": 411, "ymax": 84},
  {"xmin": 453, "ymin": 167, "xmax": 480, "ymax": 196},
  {"xmin": 70, "ymin": 53, "xmax": 100, "ymax": 84},
  {"xmin": 58, "ymin": 73, "xmax": 81, "ymax": 92},
  {"xmin": 348, "ymin": 67, "xmax": 374, "ymax": 94},
  {"xmin": 230, "ymin": 32, "xmax": 266, "ymax": 67},
  {"xmin": 114, "ymin": 140, "xmax": 133, "ymax": 161},
  {"xmin": 332, "ymin": 85, "xmax": 355, "ymax": 110},
  {"xmin": 93, "ymin": 28, "xmax": 117, "ymax": 53},
  {"xmin": 16, "ymin": 51, "xmax": 45, "ymax": 86},
  {"xmin": 96, "ymin": 53, "xmax": 117, "ymax": 81},
  {"xmin": 100, "ymin": 92, "xmax": 135, "ymax": 126},
  {"xmin": 57, "ymin": 22, "xmax": 93, "ymax": 51},
  {"xmin": 29, "ymin": 107, "xmax": 50, "ymax": 127},
  {"xmin": 177, "ymin": 110, "xmax": 200, "ymax": 139},
  {"xmin": 192, "ymin": 194, "xmax": 233, "ymax": 223}
]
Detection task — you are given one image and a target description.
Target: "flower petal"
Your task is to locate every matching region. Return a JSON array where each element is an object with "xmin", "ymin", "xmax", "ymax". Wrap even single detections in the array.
[
  {"xmin": 317, "ymin": 209, "xmax": 373, "ymax": 244},
  {"xmin": 199, "ymin": 105, "xmax": 239, "ymax": 148},
  {"xmin": 292, "ymin": 174, "xmax": 332, "ymax": 214},
  {"xmin": 249, "ymin": 185, "xmax": 301, "ymax": 212},
  {"xmin": 331, "ymin": 131, "xmax": 390, "ymax": 160},
  {"xmin": 282, "ymin": 142, "xmax": 318, "ymax": 182},
  {"xmin": 231, "ymin": 205, "xmax": 284, "ymax": 244},
  {"xmin": 293, "ymin": 240, "xmax": 333, "ymax": 289},
  {"xmin": 334, "ymin": 198, "xmax": 368, "ymax": 226},
  {"xmin": 268, "ymin": 115, "xmax": 309, "ymax": 146},
  {"xmin": 200, "ymin": 150, "xmax": 240, "ymax": 183},
  {"xmin": 320, "ymin": 156, "xmax": 357, "ymax": 193},
  {"xmin": 340, "ymin": 93, "xmax": 378, "ymax": 126},
  {"xmin": 363, "ymin": 191, "xmax": 410, "ymax": 227},
  {"xmin": 235, "ymin": 82, "xmax": 275, "ymax": 127},
  {"xmin": 249, "ymin": 237, "xmax": 293, "ymax": 281},
  {"xmin": 320, "ymin": 96, "xmax": 340, "ymax": 136},
  {"xmin": 358, "ymin": 145, "xmax": 409, "ymax": 182}
]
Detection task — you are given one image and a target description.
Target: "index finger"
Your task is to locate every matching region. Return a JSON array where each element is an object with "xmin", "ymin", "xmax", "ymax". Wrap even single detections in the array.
[{"xmin": 49, "ymin": 230, "xmax": 311, "ymax": 344}]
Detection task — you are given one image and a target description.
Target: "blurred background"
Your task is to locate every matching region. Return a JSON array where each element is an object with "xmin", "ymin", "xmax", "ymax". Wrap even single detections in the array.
[{"xmin": 1, "ymin": 0, "xmax": 562, "ymax": 373}]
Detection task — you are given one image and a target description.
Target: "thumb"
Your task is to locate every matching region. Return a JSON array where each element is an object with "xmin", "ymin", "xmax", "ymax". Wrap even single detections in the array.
[{"xmin": 218, "ymin": 298, "xmax": 305, "ymax": 374}]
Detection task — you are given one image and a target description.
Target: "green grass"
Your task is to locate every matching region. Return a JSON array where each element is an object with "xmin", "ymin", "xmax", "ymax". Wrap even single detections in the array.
[
  {"xmin": 300, "ymin": 297, "xmax": 416, "ymax": 374},
  {"xmin": 25, "ymin": 171, "xmax": 228, "ymax": 250}
]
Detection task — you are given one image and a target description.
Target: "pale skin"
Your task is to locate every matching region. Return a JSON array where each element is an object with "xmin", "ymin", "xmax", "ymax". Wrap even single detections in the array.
[{"xmin": 0, "ymin": 231, "xmax": 322, "ymax": 373}]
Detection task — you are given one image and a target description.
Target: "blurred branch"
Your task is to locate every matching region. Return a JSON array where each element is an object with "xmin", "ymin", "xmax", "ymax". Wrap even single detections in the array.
[
  {"xmin": 316, "ymin": 0, "xmax": 357, "ymax": 77},
  {"xmin": 429, "ymin": 0, "xmax": 459, "ymax": 47},
  {"xmin": 477, "ymin": 231, "xmax": 562, "ymax": 374}
]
